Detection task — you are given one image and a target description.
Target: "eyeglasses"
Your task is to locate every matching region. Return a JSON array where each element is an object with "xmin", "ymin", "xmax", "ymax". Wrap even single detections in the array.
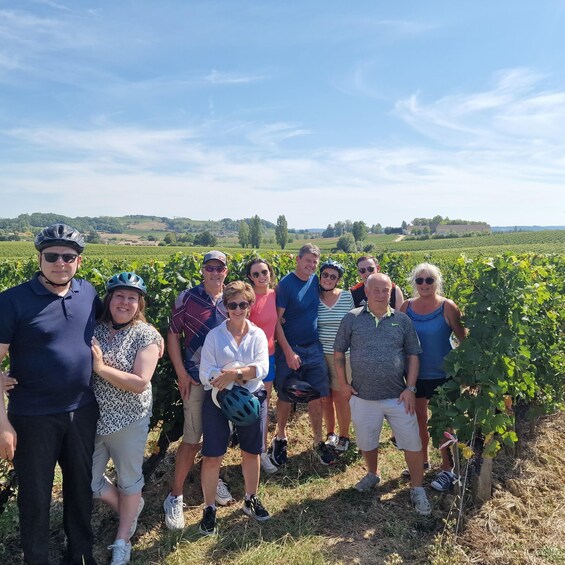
[
  {"xmin": 251, "ymin": 269, "xmax": 269, "ymax": 278},
  {"xmin": 358, "ymin": 266, "xmax": 376, "ymax": 274},
  {"xmin": 226, "ymin": 301, "xmax": 250, "ymax": 311},
  {"xmin": 415, "ymin": 277, "xmax": 435, "ymax": 285},
  {"xmin": 203, "ymin": 265, "xmax": 226, "ymax": 273},
  {"xmin": 42, "ymin": 253, "xmax": 78, "ymax": 264},
  {"xmin": 321, "ymin": 272, "xmax": 338, "ymax": 281}
]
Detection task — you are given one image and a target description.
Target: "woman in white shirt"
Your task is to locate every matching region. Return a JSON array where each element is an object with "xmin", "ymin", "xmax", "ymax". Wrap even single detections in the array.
[{"xmin": 198, "ymin": 281, "xmax": 270, "ymax": 535}]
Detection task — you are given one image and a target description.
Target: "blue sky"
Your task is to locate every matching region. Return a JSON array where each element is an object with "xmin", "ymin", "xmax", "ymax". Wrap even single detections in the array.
[{"xmin": 1, "ymin": 1, "xmax": 565, "ymax": 228}]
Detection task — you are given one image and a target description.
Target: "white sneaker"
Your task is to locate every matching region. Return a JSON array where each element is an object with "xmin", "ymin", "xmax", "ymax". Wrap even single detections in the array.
[
  {"xmin": 163, "ymin": 493, "xmax": 186, "ymax": 530},
  {"xmin": 410, "ymin": 487, "xmax": 432, "ymax": 516},
  {"xmin": 325, "ymin": 432, "xmax": 339, "ymax": 449},
  {"xmin": 108, "ymin": 539, "xmax": 131, "ymax": 565},
  {"xmin": 215, "ymin": 478, "xmax": 234, "ymax": 506},
  {"xmin": 260, "ymin": 452, "xmax": 278, "ymax": 475},
  {"xmin": 128, "ymin": 496, "xmax": 144, "ymax": 539}
]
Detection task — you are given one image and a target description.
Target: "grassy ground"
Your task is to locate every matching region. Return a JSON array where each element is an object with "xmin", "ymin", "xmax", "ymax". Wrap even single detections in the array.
[{"xmin": 2, "ymin": 404, "xmax": 564, "ymax": 564}]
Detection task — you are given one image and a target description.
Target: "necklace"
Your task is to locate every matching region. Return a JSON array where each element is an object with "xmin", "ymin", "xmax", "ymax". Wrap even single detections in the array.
[{"xmin": 111, "ymin": 321, "xmax": 131, "ymax": 330}]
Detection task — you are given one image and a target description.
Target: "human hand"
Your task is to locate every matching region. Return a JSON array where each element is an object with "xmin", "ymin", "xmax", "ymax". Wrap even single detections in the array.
[
  {"xmin": 398, "ymin": 389, "xmax": 416, "ymax": 415},
  {"xmin": 1, "ymin": 371, "xmax": 17, "ymax": 394},
  {"xmin": 91, "ymin": 337, "xmax": 104, "ymax": 373},
  {"xmin": 0, "ymin": 421, "xmax": 17, "ymax": 460},
  {"xmin": 212, "ymin": 370, "xmax": 237, "ymax": 391},
  {"xmin": 285, "ymin": 351, "xmax": 301, "ymax": 371},
  {"xmin": 177, "ymin": 371, "xmax": 192, "ymax": 401},
  {"xmin": 339, "ymin": 383, "xmax": 357, "ymax": 402}
]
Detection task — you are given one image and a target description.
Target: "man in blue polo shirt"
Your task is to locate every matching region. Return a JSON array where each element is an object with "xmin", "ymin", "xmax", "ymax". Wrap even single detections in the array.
[
  {"xmin": 0, "ymin": 224, "xmax": 101, "ymax": 564},
  {"xmin": 270, "ymin": 243, "xmax": 336, "ymax": 467}
]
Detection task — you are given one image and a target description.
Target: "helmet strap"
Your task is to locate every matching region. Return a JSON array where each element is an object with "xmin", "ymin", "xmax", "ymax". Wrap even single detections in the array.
[
  {"xmin": 40, "ymin": 271, "xmax": 74, "ymax": 288},
  {"xmin": 111, "ymin": 320, "xmax": 131, "ymax": 330}
]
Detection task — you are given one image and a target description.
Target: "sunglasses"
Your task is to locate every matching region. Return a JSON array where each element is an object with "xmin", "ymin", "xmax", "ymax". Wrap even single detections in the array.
[
  {"xmin": 42, "ymin": 253, "xmax": 78, "ymax": 264},
  {"xmin": 226, "ymin": 301, "xmax": 250, "ymax": 311},
  {"xmin": 203, "ymin": 265, "xmax": 226, "ymax": 273},
  {"xmin": 251, "ymin": 269, "xmax": 269, "ymax": 278},
  {"xmin": 358, "ymin": 266, "xmax": 376, "ymax": 274},
  {"xmin": 415, "ymin": 277, "xmax": 435, "ymax": 285},
  {"xmin": 321, "ymin": 272, "xmax": 338, "ymax": 281}
]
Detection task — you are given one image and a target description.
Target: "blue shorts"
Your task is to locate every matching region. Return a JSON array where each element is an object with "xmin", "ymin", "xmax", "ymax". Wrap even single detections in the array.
[
  {"xmin": 263, "ymin": 354, "xmax": 276, "ymax": 383},
  {"xmin": 274, "ymin": 341, "xmax": 330, "ymax": 402},
  {"xmin": 201, "ymin": 388, "xmax": 266, "ymax": 457},
  {"xmin": 416, "ymin": 378, "xmax": 447, "ymax": 399}
]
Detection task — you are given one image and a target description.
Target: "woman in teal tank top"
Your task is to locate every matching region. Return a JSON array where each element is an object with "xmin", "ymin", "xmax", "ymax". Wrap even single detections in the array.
[{"xmin": 400, "ymin": 263, "xmax": 467, "ymax": 492}]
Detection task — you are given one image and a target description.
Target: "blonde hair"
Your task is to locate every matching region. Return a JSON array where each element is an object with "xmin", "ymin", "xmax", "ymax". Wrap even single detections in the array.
[
  {"xmin": 407, "ymin": 262, "xmax": 443, "ymax": 297},
  {"xmin": 223, "ymin": 280, "xmax": 256, "ymax": 307}
]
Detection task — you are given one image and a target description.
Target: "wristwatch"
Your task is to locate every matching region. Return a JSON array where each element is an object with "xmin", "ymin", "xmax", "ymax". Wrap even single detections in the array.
[
  {"xmin": 405, "ymin": 385, "xmax": 417, "ymax": 393},
  {"xmin": 236, "ymin": 369, "xmax": 244, "ymax": 382}
]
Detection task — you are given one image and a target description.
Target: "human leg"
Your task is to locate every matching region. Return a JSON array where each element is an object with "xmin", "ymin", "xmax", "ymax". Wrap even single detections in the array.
[
  {"xmin": 58, "ymin": 401, "xmax": 98, "ymax": 564},
  {"xmin": 415, "ymin": 397, "xmax": 430, "ymax": 463},
  {"xmin": 322, "ymin": 393, "xmax": 336, "ymax": 437}
]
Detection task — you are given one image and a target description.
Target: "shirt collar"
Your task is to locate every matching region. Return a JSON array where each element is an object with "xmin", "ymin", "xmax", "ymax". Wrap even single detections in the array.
[
  {"xmin": 30, "ymin": 272, "xmax": 80, "ymax": 296},
  {"xmin": 367, "ymin": 304, "xmax": 393, "ymax": 325}
]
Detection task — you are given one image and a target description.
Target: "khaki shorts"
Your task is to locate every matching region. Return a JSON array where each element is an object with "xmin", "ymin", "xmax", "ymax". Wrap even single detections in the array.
[
  {"xmin": 324, "ymin": 353, "xmax": 352, "ymax": 391},
  {"xmin": 182, "ymin": 383, "xmax": 205, "ymax": 444}
]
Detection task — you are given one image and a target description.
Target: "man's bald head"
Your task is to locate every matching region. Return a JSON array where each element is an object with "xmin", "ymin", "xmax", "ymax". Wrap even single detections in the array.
[{"xmin": 365, "ymin": 273, "xmax": 392, "ymax": 306}]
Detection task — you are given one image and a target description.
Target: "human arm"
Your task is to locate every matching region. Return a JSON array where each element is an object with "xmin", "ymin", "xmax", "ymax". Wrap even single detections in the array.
[
  {"xmin": 444, "ymin": 299, "xmax": 467, "ymax": 342},
  {"xmin": 395, "ymin": 285, "xmax": 404, "ymax": 308},
  {"xmin": 0, "ymin": 343, "xmax": 17, "ymax": 460},
  {"xmin": 398, "ymin": 354, "xmax": 419, "ymax": 415},
  {"xmin": 167, "ymin": 330, "xmax": 192, "ymax": 401},
  {"xmin": 1, "ymin": 371, "xmax": 16, "ymax": 393},
  {"xmin": 91, "ymin": 337, "xmax": 160, "ymax": 394},
  {"xmin": 398, "ymin": 299, "xmax": 409, "ymax": 314},
  {"xmin": 334, "ymin": 351, "xmax": 357, "ymax": 401},
  {"xmin": 275, "ymin": 306, "xmax": 301, "ymax": 370}
]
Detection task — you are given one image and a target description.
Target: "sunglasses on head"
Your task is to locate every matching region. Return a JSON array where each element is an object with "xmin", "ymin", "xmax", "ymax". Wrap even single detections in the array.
[
  {"xmin": 226, "ymin": 301, "xmax": 249, "ymax": 311},
  {"xmin": 358, "ymin": 266, "xmax": 376, "ymax": 274},
  {"xmin": 42, "ymin": 253, "xmax": 78, "ymax": 264},
  {"xmin": 321, "ymin": 272, "xmax": 338, "ymax": 281},
  {"xmin": 415, "ymin": 277, "xmax": 435, "ymax": 285},
  {"xmin": 203, "ymin": 265, "xmax": 226, "ymax": 273},
  {"xmin": 251, "ymin": 269, "xmax": 269, "ymax": 278}
]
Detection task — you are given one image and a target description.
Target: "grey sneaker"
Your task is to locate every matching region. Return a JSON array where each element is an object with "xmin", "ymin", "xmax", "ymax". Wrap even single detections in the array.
[
  {"xmin": 354, "ymin": 472, "xmax": 381, "ymax": 492},
  {"xmin": 260, "ymin": 452, "xmax": 278, "ymax": 475},
  {"xmin": 410, "ymin": 487, "xmax": 432, "ymax": 516},
  {"xmin": 325, "ymin": 432, "xmax": 339, "ymax": 449},
  {"xmin": 163, "ymin": 493, "xmax": 186, "ymax": 530},
  {"xmin": 108, "ymin": 539, "xmax": 131, "ymax": 565},
  {"xmin": 128, "ymin": 496, "xmax": 144, "ymax": 539},
  {"xmin": 216, "ymin": 478, "xmax": 234, "ymax": 506}
]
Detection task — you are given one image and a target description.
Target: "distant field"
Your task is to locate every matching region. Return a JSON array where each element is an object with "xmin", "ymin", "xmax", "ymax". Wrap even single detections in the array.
[{"xmin": 1, "ymin": 230, "xmax": 564, "ymax": 262}]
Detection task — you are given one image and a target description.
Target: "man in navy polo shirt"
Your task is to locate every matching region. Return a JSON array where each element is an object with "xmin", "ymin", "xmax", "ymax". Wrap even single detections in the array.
[
  {"xmin": 0, "ymin": 223, "xmax": 100, "ymax": 565},
  {"xmin": 270, "ymin": 243, "xmax": 336, "ymax": 467}
]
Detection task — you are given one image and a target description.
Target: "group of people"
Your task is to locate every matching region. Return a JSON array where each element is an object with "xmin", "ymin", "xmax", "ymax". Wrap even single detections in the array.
[{"xmin": 0, "ymin": 224, "xmax": 466, "ymax": 565}]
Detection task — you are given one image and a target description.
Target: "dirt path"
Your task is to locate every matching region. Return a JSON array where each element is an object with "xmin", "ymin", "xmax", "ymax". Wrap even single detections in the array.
[{"xmin": 394, "ymin": 234, "xmax": 405, "ymax": 242}]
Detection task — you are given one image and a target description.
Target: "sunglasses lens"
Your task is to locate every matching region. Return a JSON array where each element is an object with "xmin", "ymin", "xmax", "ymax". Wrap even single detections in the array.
[
  {"xmin": 62, "ymin": 254, "xmax": 77, "ymax": 263},
  {"xmin": 43, "ymin": 253, "xmax": 77, "ymax": 263},
  {"xmin": 227, "ymin": 301, "xmax": 249, "ymax": 310}
]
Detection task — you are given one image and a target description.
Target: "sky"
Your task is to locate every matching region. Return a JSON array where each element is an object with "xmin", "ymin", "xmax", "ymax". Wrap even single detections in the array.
[{"xmin": 1, "ymin": 1, "xmax": 565, "ymax": 229}]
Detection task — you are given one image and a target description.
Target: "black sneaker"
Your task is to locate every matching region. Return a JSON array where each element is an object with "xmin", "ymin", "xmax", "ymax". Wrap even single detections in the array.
[
  {"xmin": 315, "ymin": 442, "xmax": 336, "ymax": 466},
  {"xmin": 269, "ymin": 437, "xmax": 288, "ymax": 466},
  {"xmin": 243, "ymin": 495, "xmax": 270, "ymax": 522},
  {"xmin": 335, "ymin": 436, "xmax": 350, "ymax": 453},
  {"xmin": 198, "ymin": 506, "xmax": 217, "ymax": 536}
]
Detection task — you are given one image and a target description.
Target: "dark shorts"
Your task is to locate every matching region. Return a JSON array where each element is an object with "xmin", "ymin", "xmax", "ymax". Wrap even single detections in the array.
[
  {"xmin": 274, "ymin": 341, "xmax": 330, "ymax": 402},
  {"xmin": 416, "ymin": 378, "xmax": 447, "ymax": 400},
  {"xmin": 201, "ymin": 388, "xmax": 266, "ymax": 457}
]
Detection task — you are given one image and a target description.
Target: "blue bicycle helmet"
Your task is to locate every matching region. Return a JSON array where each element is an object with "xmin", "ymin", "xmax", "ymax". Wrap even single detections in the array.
[
  {"xmin": 106, "ymin": 272, "xmax": 147, "ymax": 295},
  {"xmin": 34, "ymin": 223, "xmax": 85, "ymax": 253},
  {"xmin": 320, "ymin": 259, "xmax": 345, "ymax": 278},
  {"xmin": 212, "ymin": 386, "xmax": 261, "ymax": 426}
]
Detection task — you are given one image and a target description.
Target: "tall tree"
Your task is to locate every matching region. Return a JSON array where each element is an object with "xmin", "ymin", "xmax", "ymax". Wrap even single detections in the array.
[
  {"xmin": 238, "ymin": 221, "xmax": 250, "ymax": 248},
  {"xmin": 352, "ymin": 220, "xmax": 368, "ymax": 242},
  {"xmin": 275, "ymin": 215, "xmax": 289, "ymax": 249},
  {"xmin": 249, "ymin": 215, "xmax": 262, "ymax": 248}
]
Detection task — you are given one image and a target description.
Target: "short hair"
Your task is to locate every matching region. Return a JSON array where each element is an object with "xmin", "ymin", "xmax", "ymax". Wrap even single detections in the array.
[
  {"xmin": 298, "ymin": 243, "xmax": 321, "ymax": 258},
  {"xmin": 244, "ymin": 257, "xmax": 276, "ymax": 287},
  {"xmin": 356, "ymin": 255, "xmax": 378, "ymax": 267},
  {"xmin": 98, "ymin": 290, "xmax": 147, "ymax": 324},
  {"xmin": 223, "ymin": 280, "xmax": 256, "ymax": 307},
  {"xmin": 407, "ymin": 262, "xmax": 444, "ymax": 297},
  {"xmin": 366, "ymin": 272, "xmax": 392, "ymax": 289}
]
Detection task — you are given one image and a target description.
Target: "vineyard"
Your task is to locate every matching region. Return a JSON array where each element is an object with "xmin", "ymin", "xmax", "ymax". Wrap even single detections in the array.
[{"xmin": 0, "ymin": 249, "xmax": 564, "ymax": 563}]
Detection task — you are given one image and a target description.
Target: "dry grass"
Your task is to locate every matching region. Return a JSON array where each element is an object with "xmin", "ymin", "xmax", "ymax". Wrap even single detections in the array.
[{"xmin": 2, "ymin": 406, "xmax": 565, "ymax": 564}]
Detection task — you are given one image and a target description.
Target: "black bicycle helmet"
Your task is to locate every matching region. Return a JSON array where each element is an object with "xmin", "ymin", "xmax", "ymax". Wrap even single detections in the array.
[
  {"xmin": 105, "ymin": 272, "xmax": 147, "ymax": 295},
  {"xmin": 34, "ymin": 223, "xmax": 85, "ymax": 253},
  {"xmin": 283, "ymin": 376, "xmax": 321, "ymax": 403},
  {"xmin": 320, "ymin": 259, "xmax": 345, "ymax": 278}
]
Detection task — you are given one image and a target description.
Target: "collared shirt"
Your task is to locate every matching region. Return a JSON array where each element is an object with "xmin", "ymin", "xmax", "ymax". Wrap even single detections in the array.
[
  {"xmin": 334, "ymin": 306, "xmax": 421, "ymax": 401},
  {"xmin": 368, "ymin": 305, "xmax": 393, "ymax": 328},
  {"xmin": 0, "ymin": 273, "xmax": 100, "ymax": 415},
  {"xmin": 169, "ymin": 283, "xmax": 227, "ymax": 382}
]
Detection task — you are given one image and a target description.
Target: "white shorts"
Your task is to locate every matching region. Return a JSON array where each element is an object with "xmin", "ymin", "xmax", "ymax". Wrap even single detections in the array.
[{"xmin": 350, "ymin": 396, "xmax": 422, "ymax": 452}]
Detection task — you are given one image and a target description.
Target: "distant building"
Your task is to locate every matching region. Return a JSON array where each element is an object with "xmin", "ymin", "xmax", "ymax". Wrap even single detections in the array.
[{"xmin": 435, "ymin": 224, "xmax": 491, "ymax": 235}]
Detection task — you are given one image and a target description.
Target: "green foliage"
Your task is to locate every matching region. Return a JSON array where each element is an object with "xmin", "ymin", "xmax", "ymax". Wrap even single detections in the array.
[
  {"xmin": 249, "ymin": 215, "xmax": 262, "ymax": 248},
  {"xmin": 275, "ymin": 215, "xmax": 289, "ymax": 249},
  {"xmin": 238, "ymin": 221, "xmax": 250, "ymax": 248},
  {"xmin": 336, "ymin": 233, "xmax": 356, "ymax": 253},
  {"xmin": 352, "ymin": 220, "xmax": 368, "ymax": 242}
]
